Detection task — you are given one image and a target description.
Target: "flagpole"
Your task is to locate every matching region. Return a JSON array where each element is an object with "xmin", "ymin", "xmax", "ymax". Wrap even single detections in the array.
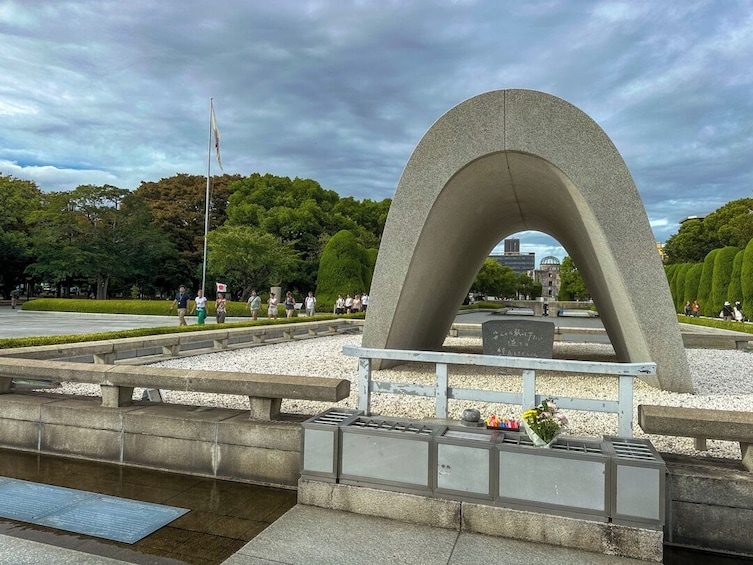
[{"xmin": 201, "ymin": 97, "xmax": 212, "ymax": 296}]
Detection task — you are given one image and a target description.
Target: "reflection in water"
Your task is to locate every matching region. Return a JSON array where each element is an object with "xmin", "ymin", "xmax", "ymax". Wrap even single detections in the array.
[{"xmin": 0, "ymin": 448, "xmax": 296, "ymax": 565}]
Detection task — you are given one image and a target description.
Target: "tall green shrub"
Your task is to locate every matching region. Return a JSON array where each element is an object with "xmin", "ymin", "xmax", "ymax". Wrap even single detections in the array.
[
  {"xmin": 697, "ymin": 249, "xmax": 719, "ymax": 316},
  {"xmin": 665, "ymin": 264, "xmax": 679, "ymax": 305},
  {"xmin": 741, "ymin": 239, "xmax": 753, "ymax": 317},
  {"xmin": 728, "ymin": 250, "xmax": 744, "ymax": 305},
  {"xmin": 710, "ymin": 246, "xmax": 739, "ymax": 316},
  {"xmin": 684, "ymin": 263, "xmax": 703, "ymax": 305},
  {"xmin": 674, "ymin": 263, "xmax": 691, "ymax": 312},
  {"xmin": 315, "ymin": 230, "xmax": 368, "ymax": 308}
]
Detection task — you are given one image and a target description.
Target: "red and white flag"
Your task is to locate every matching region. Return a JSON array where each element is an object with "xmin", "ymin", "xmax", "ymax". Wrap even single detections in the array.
[
  {"xmin": 211, "ymin": 100, "xmax": 224, "ymax": 171},
  {"xmin": 216, "ymin": 282, "xmax": 227, "ymax": 293}
]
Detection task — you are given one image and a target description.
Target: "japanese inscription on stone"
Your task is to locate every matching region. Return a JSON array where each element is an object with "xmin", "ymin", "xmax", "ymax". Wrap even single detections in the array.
[{"xmin": 482, "ymin": 320, "xmax": 555, "ymax": 358}]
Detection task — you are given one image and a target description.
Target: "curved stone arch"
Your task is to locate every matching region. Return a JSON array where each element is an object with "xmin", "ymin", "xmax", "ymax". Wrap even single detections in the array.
[{"xmin": 362, "ymin": 89, "xmax": 692, "ymax": 393}]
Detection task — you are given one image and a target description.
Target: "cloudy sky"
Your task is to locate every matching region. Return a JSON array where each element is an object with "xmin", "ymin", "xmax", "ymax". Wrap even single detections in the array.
[{"xmin": 1, "ymin": 1, "xmax": 752, "ymax": 260}]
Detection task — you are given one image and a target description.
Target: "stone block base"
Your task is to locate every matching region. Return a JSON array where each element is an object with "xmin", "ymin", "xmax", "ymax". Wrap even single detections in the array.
[
  {"xmin": 298, "ymin": 479, "xmax": 663, "ymax": 562},
  {"xmin": 0, "ymin": 392, "xmax": 303, "ymax": 488}
]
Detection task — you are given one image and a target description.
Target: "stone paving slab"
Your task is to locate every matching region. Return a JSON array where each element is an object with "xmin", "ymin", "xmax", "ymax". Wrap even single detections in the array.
[{"xmin": 222, "ymin": 505, "xmax": 650, "ymax": 565}]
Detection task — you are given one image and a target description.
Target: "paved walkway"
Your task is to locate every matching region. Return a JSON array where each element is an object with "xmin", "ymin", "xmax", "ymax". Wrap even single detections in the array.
[{"xmin": 221, "ymin": 505, "xmax": 649, "ymax": 565}]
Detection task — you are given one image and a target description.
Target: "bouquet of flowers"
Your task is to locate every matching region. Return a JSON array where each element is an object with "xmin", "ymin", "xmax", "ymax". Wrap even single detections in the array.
[{"xmin": 522, "ymin": 398, "xmax": 568, "ymax": 447}]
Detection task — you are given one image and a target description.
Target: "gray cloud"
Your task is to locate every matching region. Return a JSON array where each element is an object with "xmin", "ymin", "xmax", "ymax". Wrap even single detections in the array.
[{"xmin": 1, "ymin": 0, "xmax": 752, "ymax": 260}]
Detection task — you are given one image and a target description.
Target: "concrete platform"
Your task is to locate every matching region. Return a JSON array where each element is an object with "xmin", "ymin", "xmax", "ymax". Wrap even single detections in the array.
[{"xmin": 222, "ymin": 505, "xmax": 649, "ymax": 565}]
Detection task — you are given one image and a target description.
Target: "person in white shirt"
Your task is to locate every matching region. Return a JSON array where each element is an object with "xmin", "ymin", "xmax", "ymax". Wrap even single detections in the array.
[
  {"xmin": 345, "ymin": 294, "xmax": 353, "ymax": 314},
  {"xmin": 304, "ymin": 291, "xmax": 316, "ymax": 316},
  {"xmin": 361, "ymin": 293, "xmax": 369, "ymax": 312},
  {"xmin": 191, "ymin": 289, "xmax": 208, "ymax": 325},
  {"xmin": 335, "ymin": 294, "xmax": 345, "ymax": 315},
  {"xmin": 267, "ymin": 292, "xmax": 278, "ymax": 319}
]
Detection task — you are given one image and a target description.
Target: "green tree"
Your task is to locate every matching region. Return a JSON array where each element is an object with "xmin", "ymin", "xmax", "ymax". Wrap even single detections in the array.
[
  {"xmin": 703, "ymin": 198, "xmax": 753, "ymax": 249},
  {"xmin": 663, "ymin": 218, "xmax": 713, "ymax": 264},
  {"xmin": 315, "ymin": 230, "xmax": 369, "ymax": 307},
  {"xmin": 135, "ymin": 173, "xmax": 239, "ymax": 293},
  {"xmin": 0, "ymin": 174, "xmax": 43, "ymax": 293},
  {"xmin": 558, "ymin": 256, "xmax": 589, "ymax": 301},
  {"xmin": 710, "ymin": 246, "xmax": 739, "ymax": 316},
  {"xmin": 515, "ymin": 273, "xmax": 541, "ymax": 300},
  {"xmin": 696, "ymin": 249, "xmax": 719, "ymax": 316},
  {"xmin": 472, "ymin": 259, "xmax": 516, "ymax": 298},
  {"xmin": 225, "ymin": 173, "xmax": 389, "ymax": 293},
  {"xmin": 207, "ymin": 225, "xmax": 298, "ymax": 299},
  {"xmin": 26, "ymin": 186, "xmax": 173, "ymax": 299},
  {"xmin": 664, "ymin": 198, "xmax": 753, "ymax": 264},
  {"xmin": 112, "ymin": 193, "xmax": 176, "ymax": 298}
]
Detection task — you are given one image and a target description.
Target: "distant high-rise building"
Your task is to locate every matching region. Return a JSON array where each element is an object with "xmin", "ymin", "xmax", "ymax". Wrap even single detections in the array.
[{"xmin": 489, "ymin": 238, "xmax": 535, "ymax": 275}]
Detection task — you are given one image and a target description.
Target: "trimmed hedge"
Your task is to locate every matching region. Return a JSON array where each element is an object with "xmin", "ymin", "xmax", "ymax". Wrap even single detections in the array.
[
  {"xmin": 315, "ymin": 230, "xmax": 369, "ymax": 307},
  {"xmin": 683, "ymin": 263, "xmax": 703, "ymax": 305},
  {"xmin": 697, "ymin": 249, "xmax": 719, "ymax": 316},
  {"xmin": 710, "ymin": 246, "xmax": 739, "ymax": 316},
  {"xmin": 673, "ymin": 263, "xmax": 691, "ymax": 312},
  {"xmin": 0, "ymin": 312, "xmax": 364, "ymax": 350},
  {"xmin": 742, "ymin": 238, "xmax": 753, "ymax": 318},
  {"xmin": 728, "ymin": 250, "xmax": 744, "ymax": 306}
]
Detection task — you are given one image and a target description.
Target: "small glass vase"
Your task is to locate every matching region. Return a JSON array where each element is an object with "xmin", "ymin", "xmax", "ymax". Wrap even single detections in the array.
[{"xmin": 522, "ymin": 420, "xmax": 559, "ymax": 448}]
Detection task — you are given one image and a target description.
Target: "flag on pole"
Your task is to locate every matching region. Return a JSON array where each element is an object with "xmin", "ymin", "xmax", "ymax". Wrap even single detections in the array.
[
  {"xmin": 216, "ymin": 282, "xmax": 227, "ymax": 293},
  {"xmin": 210, "ymin": 100, "xmax": 223, "ymax": 171}
]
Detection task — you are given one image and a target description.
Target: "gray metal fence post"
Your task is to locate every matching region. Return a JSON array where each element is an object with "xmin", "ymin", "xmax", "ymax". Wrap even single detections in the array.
[
  {"xmin": 617, "ymin": 375, "xmax": 634, "ymax": 437},
  {"xmin": 435, "ymin": 363, "xmax": 448, "ymax": 418},
  {"xmin": 358, "ymin": 357, "xmax": 372, "ymax": 415},
  {"xmin": 521, "ymin": 369, "xmax": 536, "ymax": 409}
]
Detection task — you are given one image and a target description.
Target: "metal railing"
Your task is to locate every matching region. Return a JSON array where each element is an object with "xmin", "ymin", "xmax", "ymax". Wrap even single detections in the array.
[{"xmin": 341, "ymin": 345, "xmax": 657, "ymax": 437}]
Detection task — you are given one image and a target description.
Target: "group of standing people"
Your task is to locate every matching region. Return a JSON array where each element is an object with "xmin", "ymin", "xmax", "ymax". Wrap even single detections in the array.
[
  {"xmin": 684, "ymin": 300, "xmax": 701, "ymax": 317},
  {"xmin": 684, "ymin": 299, "xmax": 746, "ymax": 322},
  {"xmin": 722, "ymin": 301, "xmax": 746, "ymax": 322},
  {"xmin": 170, "ymin": 285, "xmax": 327, "ymax": 326},
  {"xmin": 247, "ymin": 289, "xmax": 317, "ymax": 320},
  {"xmin": 334, "ymin": 293, "xmax": 368, "ymax": 315}
]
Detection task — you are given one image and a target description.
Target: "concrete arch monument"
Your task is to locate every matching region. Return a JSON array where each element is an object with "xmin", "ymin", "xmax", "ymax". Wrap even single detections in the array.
[{"xmin": 362, "ymin": 89, "xmax": 693, "ymax": 393}]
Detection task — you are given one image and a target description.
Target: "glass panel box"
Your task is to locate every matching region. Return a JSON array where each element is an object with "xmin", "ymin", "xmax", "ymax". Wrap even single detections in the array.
[
  {"xmin": 339, "ymin": 417, "xmax": 445, "ymax": 494},
  {"xmin": 435, "ymin": 427, "xmax": 501, "ymax": 501},
  {"xmin": 301, "ymin": 408, "xmax": 363, "ymax": 482},
  {"xmin": 496, "ymin": 433, "xmax": 611, "ymax": 521},
  {"xmin": 603, "ymin": 436, "xmax": 666, "ymax": 528}
]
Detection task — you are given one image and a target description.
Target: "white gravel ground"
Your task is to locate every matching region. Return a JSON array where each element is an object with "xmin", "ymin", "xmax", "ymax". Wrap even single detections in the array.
[{"xmin": 54, "ymin": 334, "xmax": 753, "ymax": 461}]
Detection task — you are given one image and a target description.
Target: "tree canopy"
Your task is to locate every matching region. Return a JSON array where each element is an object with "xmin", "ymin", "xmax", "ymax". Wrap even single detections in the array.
[
  {"xmin": 472, "ymin": 259, "xmax": 516, "ymax": 298},
  {"xmin": 664, "ymin": 198, "xmax": 753, "ymax": 264},
  {"xmin": 2, "ymin": 171, "xmax": 390, "ymax": 300},
  {"xmin": 558, "ymin": 256, "xmax": 589, "ymax": 301}
]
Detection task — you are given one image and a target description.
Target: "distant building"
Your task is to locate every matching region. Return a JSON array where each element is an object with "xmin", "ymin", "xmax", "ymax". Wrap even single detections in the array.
[
  {"xmin": 656, "ymin": 242, "xmax": 665, "ymax": 262},
  {"xmin": 679, "ymin": 215, "xmax": 705, "ymax": 224},
  {"xmin": 504, "ymin": 239, "xmax": 520, "ymax": 253},
  {"xmin": 531, "ymin": 256, "xmax": 561, "ymax": 301},
  {"xmin": 489, "ymin": 238, "xmax": 535, "ymax": 275}
]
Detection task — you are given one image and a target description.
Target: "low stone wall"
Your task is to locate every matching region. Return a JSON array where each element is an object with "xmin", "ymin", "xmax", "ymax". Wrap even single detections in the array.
[
  {"xmin": 663, "ymin": 453, "xmax": 753, "ymax": 556},
  {"xmin": 0, "ymin": 391, "xmax": 304, "ymax": 488}
]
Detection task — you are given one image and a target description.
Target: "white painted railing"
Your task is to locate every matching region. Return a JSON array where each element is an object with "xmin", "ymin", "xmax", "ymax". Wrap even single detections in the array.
[{"xmin": 341, "ymin": 345, "xmax": 657, "ymax": 437}]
